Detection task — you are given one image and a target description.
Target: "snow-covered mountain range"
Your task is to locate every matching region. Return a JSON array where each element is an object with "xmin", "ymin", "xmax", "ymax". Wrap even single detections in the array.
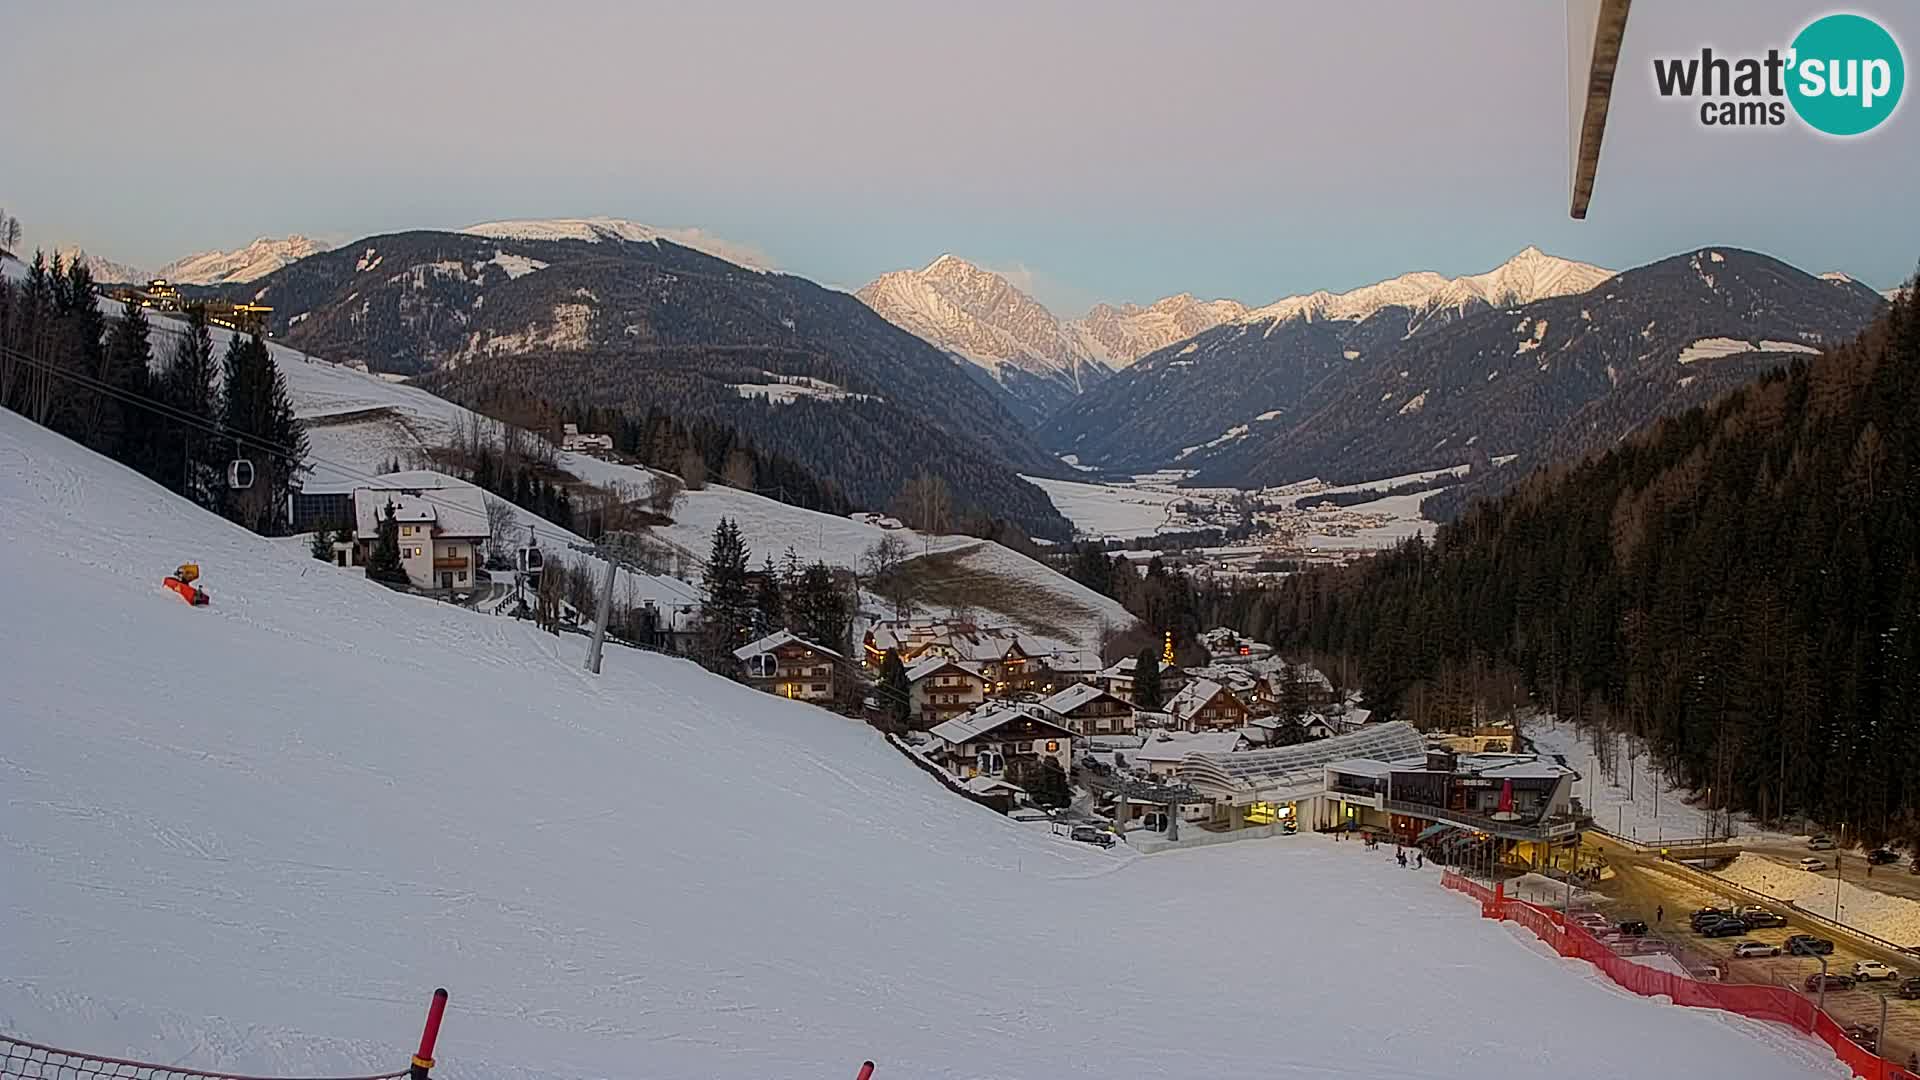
[
  {"xmin": 56, "ymin": 248, "xmax": 149, "ymax": 284},
  {"xmin": 1077, "ymin": 293, "xmax": 1250, "ymax": 367},
  {"xmin": 159, "ymin": 235, "xmax": 328, "ymax": 284},
  {"xmin": 1235, "ymin": 246, "xmax": 1615, "ymax": 329},
  {"xmin": 462, "ymin": 217, "xmax": 772, "ymax": 271}
]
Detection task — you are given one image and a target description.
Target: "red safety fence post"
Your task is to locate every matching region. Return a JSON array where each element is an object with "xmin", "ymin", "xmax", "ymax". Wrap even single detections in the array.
[
  {"xmin": 410, "ymin": 988, "xmax": 449, "ymax": 1080},
  {"xmin": 855, "ymin": 1061, "xmax": 875, "ymax": 1080}
]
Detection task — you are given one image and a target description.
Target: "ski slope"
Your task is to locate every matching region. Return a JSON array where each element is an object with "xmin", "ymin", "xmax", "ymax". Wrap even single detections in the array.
[{"xmin": 0, "ymin": 410, "xmax": 1848, "ymax": 1080}]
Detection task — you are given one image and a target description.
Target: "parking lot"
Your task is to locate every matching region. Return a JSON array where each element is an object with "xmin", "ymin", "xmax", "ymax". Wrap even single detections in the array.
[{"xmin": 1575, "ymin": 840, "xmax": 1920, "ymax": 1067}]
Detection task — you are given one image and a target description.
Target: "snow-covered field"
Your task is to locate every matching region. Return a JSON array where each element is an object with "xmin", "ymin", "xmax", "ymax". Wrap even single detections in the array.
[
  {"xmin": 0, "ymin": 410, "xmax": 1847, "ymax": 1080},
  {"xmin": 1716, "ymin": 855, "xmax": 1920, "ymax": 949},
  {"xmin": 1020, "ymin": 473, "xmax": 1194, "ymax": 538}
]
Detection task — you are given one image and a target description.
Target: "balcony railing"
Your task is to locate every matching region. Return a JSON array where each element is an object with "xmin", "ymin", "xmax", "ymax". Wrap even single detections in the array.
[
  {"xmin": 1382, "ymin": 797, "xmax": 1589, "ymax": 841},
  {"xmin": 433, "ymin": 557, "xmax": 468, "ymax": 571}
]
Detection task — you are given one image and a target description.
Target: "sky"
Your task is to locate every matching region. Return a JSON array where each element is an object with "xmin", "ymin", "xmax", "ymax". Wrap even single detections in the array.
[{"xmin": 1, "ymin": 0, "xmax": 1913, "ymax": 313}]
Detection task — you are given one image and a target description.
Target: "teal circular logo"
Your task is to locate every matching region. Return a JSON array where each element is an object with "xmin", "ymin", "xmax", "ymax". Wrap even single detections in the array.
[{"xmin": 1787, "ymin": 14, "xmax": 1904, "ymax": 135}]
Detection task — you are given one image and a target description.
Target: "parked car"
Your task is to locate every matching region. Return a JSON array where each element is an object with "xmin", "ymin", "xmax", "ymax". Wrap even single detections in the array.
[
  {"xmin": 1805, "ymin": 972, "xmax": 1856, "ymax": 991},
  {"xmin": 1844, "ymin": 1023, "xmax": 1879, "ymax": 1047},
  {"xmin": 1691, "ymin": 964, "xmax": 1724, "ymax": 982},
  {"xmin": 1735, "ymin": 906, "xmax": 1786, "ymax": 928},
  {"xmin": 1701, "ymin": 918, "xmax": 1748, "ymax": 938},
  {"xmin": 1897, "ymin": 977, "xmax": 1920, "ymax": 1000},
  {"xmin": 1788, "ymin": 934, "xmax": 1837, "ymax": 956},
  {"xmin": 1734, "ymin": 940, "xmax": 1782, "ymax": 958},
  {"xmin": 1800, "ymin": 856, "xmax": 1830, "ymax": 872},
  {"xmin": 1690, "ymin": 907, "xmax": 1731, "ymax": 928},
  {"xmin": 1616, "ymin": 919, "xmax": 1649, "ymax": 936},
  {"xmin": 1069, "ymin": 824, "xmax": 1117, "ymax": 848},
  {"xmin": 1808, "ymin": 836, "xmax": 1837, "ymax": 851},
  {"xmin": 1575, "ymin": 913, "xmax": 1612, "ymax": 930},
  {"xmin": 1868, "ymin": 848, "xmax": 1900, "ymax": 865},
  {"xmin": 1855, "ymin": 960, "xmax": 1898, "ymax": 981},
  {"xmin": 1910, "ymin": 858, "xmax": 1920, "ymax": 876}
]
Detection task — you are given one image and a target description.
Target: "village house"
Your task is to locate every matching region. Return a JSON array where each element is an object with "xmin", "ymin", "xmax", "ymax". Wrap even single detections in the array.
[
  {"xmin": 734, "ymin": 630, "xmax": 842, "ymax": 702},
  {"xmin": 929, "ymin": 706, "xmax": 1074, "ymax": 781},
  {"xmin": 1097, "ymin": 655, "xmax": 1138, "ymax": 703},
  {"xmin": 1038, "ymin": 683, "xmax": 1136, "ymax": 738},
  {"xmin": 1125, "ymin": 730, "xmax": 1245, "ymax": 777},
  {"xmin": 350, "ymin": 483, "xmax": 489, "ymax": 592},
  {"xmin": 559, "ymin": 423, "xmax": 614, "ymax": 454},
  {"xmin": 906, "ymin": 657, "xmax": 987, "ymax": 728},
  {"xmin": 1167, "ymin": 678, "xmax": 1253, "ymax": 732}
]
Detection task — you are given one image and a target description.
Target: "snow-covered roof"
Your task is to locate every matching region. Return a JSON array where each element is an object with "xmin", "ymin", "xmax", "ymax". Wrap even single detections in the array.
[
  {"xmin": 1038, "ymin": 682, "xmax": 1121, "ymax": 715},
  {"xmin": 961, "ymin": 775, "xmax": 1024, "ymax": 796},
  {"xmin": 929, "ymin": 707, "xmax": 1072, "ymax": 746},
  {"xmin": 1047, "ymin": 649, "xmax": 1101, "ymax": 675},
  {"xmin": 733, "ymin": 629, "xmax": 843, "ymax": 662},
  {"xmin": 1177, "ymin": 722, "xmax": 1428, "ymax": 800},
  {"xmin": 1457, "ymin": 755, "xmax": 1574, "ymax": 782},
  {"xmin": 1168, "ymin": 678, "xmax": 1230, "ymax": 720},
  {"xmin": 1326, "ymin": 757, "xmax": 1403, "ymax": 778},
  {"xmin": 350, "ymin": 480, "xmax": 490, "ymax": 540},
  {"xmin": 1099, "ymin": 656, "xmax": 1138, "ymax": 678},
  {"xmin": 905, "ymin": 656, "xmax": 980, "ymax": 683},
  {"xmin": 1131, "ymin": 731, "xmax": 1243, "ymax": 763}
]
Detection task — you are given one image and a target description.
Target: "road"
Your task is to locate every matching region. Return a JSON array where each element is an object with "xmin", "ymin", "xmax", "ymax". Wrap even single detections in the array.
[{"xmin": 1578, "ymin": 834, "xmax": 1920, "ymax": 1067}]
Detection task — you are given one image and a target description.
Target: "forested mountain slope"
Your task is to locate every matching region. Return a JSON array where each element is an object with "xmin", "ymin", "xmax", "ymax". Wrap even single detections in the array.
[{"xmin": 1267, "ymin": 272, "xmax": 1920, "ymax": 839}]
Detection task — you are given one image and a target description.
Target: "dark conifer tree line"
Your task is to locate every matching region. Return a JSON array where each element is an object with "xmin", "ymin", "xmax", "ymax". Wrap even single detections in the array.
[
  {"xmin": 1, "ymin": 252, "xmax": 306, "ymax": 535},
  {"xmin": 1254, "ymin": 273, "xmax": 1920, "ymax": 842}
]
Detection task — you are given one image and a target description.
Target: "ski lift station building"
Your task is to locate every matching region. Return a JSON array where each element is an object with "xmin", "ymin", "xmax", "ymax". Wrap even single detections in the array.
[{"xmin": 1160, "ymin": 721, "xmax": 1588, "ymax": 862}]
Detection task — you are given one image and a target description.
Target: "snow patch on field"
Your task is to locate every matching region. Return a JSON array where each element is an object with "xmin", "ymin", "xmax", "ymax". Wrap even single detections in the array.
[
  {"xmin": 730, "ymin": 373, "xmax": 878, "ymax": 405},
  {"xmin": 485, "ymin": 250, "xmax": 548, "ymax": 280},
  {"xmin": 1677, "ymin": 338, "xmax": 1824, "ymax": 365},
  {"xmin": 1716, "ymin": 855, "xmax": 1920, "ymax": 948},
  {"xmin": 1396, "ymin": 390, "xmax": 1428, "ymax": 415},
  {"xmin": 1525, "ymin": 717, "xmax": 1786, "ymax": 844}
]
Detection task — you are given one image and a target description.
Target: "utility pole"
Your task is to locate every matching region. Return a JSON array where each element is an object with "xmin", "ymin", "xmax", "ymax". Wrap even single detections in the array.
[
  {"xmin": 572, "ymin": 530, "xmax": 659, "ymax": 676},
  {"xmin": 584, "ymin": 548, "xmax": 619, "ymax": 674}
]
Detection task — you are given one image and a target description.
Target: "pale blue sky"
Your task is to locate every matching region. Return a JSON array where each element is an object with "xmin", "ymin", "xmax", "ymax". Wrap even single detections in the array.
[{"xmin": 2, "ymin": 1, "xmax": 1912, "ymax": 311}]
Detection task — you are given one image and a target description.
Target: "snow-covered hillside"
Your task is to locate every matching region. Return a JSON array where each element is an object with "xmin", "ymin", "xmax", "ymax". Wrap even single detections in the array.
[
  {"xmin": 460, "ymin": 218, "xmax": 771, "ymax": 271},
  {"xmin": 125, "ymin": 305, "xmax": 1130, "ymax": 649},
  {"xmin": 0, "ymin": 407, "xmax": 1845, "ymax": 1080},
  {"xmin": 159, "ymin": 236, "xmax": 327, "ymax": 284}
]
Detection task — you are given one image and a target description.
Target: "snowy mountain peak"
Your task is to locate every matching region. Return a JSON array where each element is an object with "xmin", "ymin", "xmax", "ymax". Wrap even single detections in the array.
[
  {"xmin": 1819, "ymin": 271, "xmax": 1854, "ymax": 283},
  {"xmin": 856, "ymin": 257, "xmax": 1108, "ymax": 412},
  {"xmin": 158, "ymin": 235, "xmax": 327, "ymax": 285},
  {"xmin": 1074, "ymin": 293, "xmax": 1249, "ymax": 368},
  {"xmin": 1239, "ymin": 249, "xmax": 1613, "ymax": 329},
  {"xmin": 460, "ymin": 218, "xmax": 772, "ymax": 271},
  {"xmin": 55, "ymin": 248, "xmax": 150, "ymax": 284}
]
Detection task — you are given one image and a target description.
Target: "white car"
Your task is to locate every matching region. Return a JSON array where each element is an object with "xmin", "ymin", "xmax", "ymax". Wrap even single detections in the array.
[
  {"xmin": 1733, "ymin": 940, "xmax": 1781, "ymax": 958},
  {"xmin": 1800, "ymin": 856, "xmax": 1829, "ymax": 872},
  {"xmin": 1808, "ymin": 836, "xmax": 1837, "ymax": 851},
  {"xmin": 1855, "ymin": 960, "xmax": 1897, "ymax": 981}
]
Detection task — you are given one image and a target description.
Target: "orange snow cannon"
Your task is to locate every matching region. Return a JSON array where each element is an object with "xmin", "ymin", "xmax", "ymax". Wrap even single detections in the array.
[{"xmin": 164, "ymin": 563, "xmax": 210, "ymax": 606}]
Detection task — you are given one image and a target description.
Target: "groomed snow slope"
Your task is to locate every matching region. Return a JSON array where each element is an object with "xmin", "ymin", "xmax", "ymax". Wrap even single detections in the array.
[{"xmin": 0, "ymin": 411, "xmax": 1846, "ymax": 1080}]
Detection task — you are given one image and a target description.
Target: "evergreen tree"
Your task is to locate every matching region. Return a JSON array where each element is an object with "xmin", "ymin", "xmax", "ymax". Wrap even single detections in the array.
[
  {"xmin": 879, "ymin": 647, "xmax": 911, "ymax": 731},
  {"xmin": 1277, "ymin": 661, "xmax": 1311, "ymax": 724},
  {"xmin": 102, "ymin": 299, "xmax": 155, "ymax": 470},
  {"xmin": 157, "ymin": 304, "xmax": 220, "ymax": 506},
  {"xmin": 795, "ymin": 561, "xmax": 850, "ymax": 654},
  {"xmin": 700, "ymin": 517, "xmax": 753, "ymax": 663},
  {"xmin": 1134, "ymin": 647, "xmax": 1164, "ymax": 711},
  {"xmin": 367, "ymin": 501, "xmax": 407, "ymax": 584},
  {"xmin": 310, "ymin": 528, "xmax": 335, "ymax": 561},
  {"xmin": 753, "ymin": 555, "xmax": 784, "ymax": 635}
]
